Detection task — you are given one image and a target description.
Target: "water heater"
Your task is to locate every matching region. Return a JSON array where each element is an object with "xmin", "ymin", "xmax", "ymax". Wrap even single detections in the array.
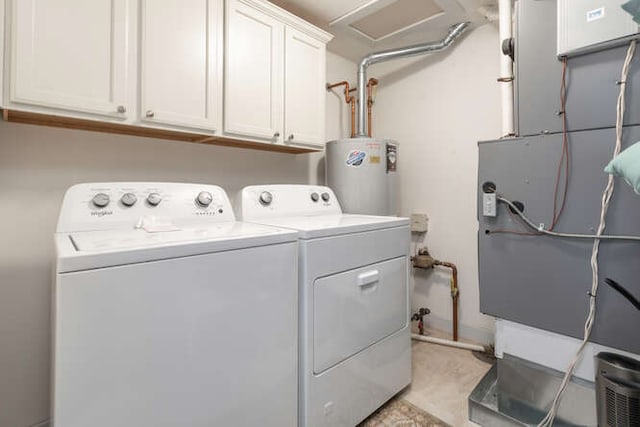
[{"xmin": 325, "ymin": 138, "xmax": 398, "ymax": 216}]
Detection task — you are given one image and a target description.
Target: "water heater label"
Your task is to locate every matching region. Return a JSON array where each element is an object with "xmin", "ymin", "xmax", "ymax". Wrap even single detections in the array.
[
  {"xmin": 386, "ymin": 144, "xmax": 397, "ymax": 172},
  {"xmin": 346, "ymin": 150, "xmax": 366, "ymax": 167}
]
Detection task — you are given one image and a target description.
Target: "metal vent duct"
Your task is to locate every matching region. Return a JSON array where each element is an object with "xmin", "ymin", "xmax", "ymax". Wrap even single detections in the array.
[{"xmin": 356, "ymin": 21, "xmax": 469, "ymax": 136}]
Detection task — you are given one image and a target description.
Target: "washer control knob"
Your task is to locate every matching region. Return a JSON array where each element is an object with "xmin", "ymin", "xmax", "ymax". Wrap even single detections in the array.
[
  {"xmin": 146, "ymin": 192, "xmax": 162, "ymax": 206},
  {"xmin": 196, "ymin": 191, "xmax": 213, "ymax": 207},
  {"xmin": 259, "ymin": 191, "xmax": 273, "ymax": 206},
  {"xmin": 321, "ymin": 192, "xmax": 330, "ymax": 202},
  {"xmin": 92, "ymin": 193, "xmax": 110, "ymax": 208},
  {"xmin": 310, "ymin": 192, "xmax": 319, "ymax": 202},
  {"xmin": 120, "ymin": 192, "xmax": 137, "ymax": 207}
]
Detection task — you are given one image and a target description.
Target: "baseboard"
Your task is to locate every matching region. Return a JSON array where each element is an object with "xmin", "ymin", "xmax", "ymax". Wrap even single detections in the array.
[{"xmin": 30, "ymin": 420, "xmax": 49, "ymax": 427}]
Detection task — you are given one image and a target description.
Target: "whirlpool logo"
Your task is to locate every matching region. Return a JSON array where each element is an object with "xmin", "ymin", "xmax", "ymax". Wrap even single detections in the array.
[
  {"xmin": 91, "ymin": 210, "xmax": 113, "ymax": 217},
  {"xmin": 346, "ymin": 150, "xmax": 366, "ymax": 167}
]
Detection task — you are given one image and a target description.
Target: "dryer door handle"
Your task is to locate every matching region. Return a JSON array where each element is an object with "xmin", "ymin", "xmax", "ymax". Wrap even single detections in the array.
[{"xmin": 357, "ymin": 270, "xmax": 379, "ymax": 287}]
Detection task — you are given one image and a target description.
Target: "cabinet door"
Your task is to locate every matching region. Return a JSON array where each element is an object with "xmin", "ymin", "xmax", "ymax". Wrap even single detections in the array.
[
  {"xmin": 140, "ymin": 0, "xmax": 222, "ymax": 131},
  {"xmin": 284, "ymin": 27, "xmax": 326, "ymax": 147},
  {"xmin": 225, "ymin": 0, "xmax": 283, "ymax": 142},
  {"xmin": 10, "ymin": 0, "xmax": 130, "ymax": 119}
]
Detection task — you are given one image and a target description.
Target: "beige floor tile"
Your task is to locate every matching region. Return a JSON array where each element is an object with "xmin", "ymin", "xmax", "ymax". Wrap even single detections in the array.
[{"xmin": 400, "ymin": 331, "xmax": 493, "ymax": 427}]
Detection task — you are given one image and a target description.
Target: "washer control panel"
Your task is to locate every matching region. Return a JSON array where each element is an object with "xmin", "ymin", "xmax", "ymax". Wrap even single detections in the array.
[
  {"xmin": 57, "ymin": 182, "xmax": 235, "ymax": 233},
  {"xmin": 238, "ymin": 185, "xmax": 342, "ymax": 220}
]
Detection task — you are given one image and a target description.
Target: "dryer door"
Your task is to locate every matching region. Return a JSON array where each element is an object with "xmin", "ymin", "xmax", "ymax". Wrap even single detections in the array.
[{"xmin": 313, "ymin": 256, "xmax": 408, "ymax": 374}]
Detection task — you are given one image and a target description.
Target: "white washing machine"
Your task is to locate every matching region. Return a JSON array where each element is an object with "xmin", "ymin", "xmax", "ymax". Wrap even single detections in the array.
[
  {"xmin": 53, "ymin": 182, "xmax": 299, "ymax": 427},
  {"xmin": 237, "ymin": 184, "xmax": 411, "ymax": 427}
]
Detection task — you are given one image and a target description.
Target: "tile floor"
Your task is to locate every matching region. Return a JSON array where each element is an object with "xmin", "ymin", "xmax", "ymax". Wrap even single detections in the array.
[{"xmin": 399, "ymin": 331, "xmax": 493, "ymax": 427}]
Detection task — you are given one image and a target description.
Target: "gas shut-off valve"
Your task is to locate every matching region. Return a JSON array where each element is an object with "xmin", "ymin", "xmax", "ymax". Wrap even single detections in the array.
[{"xmin": 411, "ymin": 308, "xmax": 431, "ymax": 336}]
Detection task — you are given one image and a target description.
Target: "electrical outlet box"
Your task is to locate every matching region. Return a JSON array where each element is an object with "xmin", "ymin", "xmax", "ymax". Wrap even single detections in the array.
[
  {"xmin": 483, "ymin": 193, "xmax": 497, "ymax": 217},
  {"xmin": 410, "ymin": 213, "xmax": 428, "ymax": 232},
  {"xmin": 558, "ymin": 0, "xmax": 640, "ymax": 57}
]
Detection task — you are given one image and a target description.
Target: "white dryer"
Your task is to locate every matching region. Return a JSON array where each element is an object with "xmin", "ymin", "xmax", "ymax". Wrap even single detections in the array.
[
  {"xmin": 237, "ymin": 184, "xmax": 411, "ymax": 427},
  {"xmin": 53, "ymin": 182, "xmax": 299, "ymax": 427}
]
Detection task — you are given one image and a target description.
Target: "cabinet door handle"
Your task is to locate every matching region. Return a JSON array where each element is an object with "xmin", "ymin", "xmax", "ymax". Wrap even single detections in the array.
[
  {"xmin": 273, "ymin": 132, "xmax": 280, "ymax": 138},
  {"xmin": 288, "ymin": 134, "xmax": 294, "ymax": 141},
  {"xmin": 117, "ymin": 105, "xmax": 126, "ymax": 113},
  {"xmin": 146, "ymin": 110, "xmax": 155, "ymax": 118}
]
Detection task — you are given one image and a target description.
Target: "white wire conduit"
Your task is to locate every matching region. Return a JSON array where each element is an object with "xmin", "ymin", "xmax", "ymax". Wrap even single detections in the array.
[
  {"xmin": 499, "ymin": 0, "xmax": 514, "ymax": 136},
  {"xmin": 411, "ymin": 334, "xmax": 486, "ymax": 352},
  {"xmin": 496, "ymin": 196, "xmax": 640, "ymax": 242}
]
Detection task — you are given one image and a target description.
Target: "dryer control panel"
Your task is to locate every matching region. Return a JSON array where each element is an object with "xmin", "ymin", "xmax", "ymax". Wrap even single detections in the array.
[
  {"xmin": 57, "ymin": 182, "xmax": 235, "ymax": 233},
  {"xmin": 238, "ymin": 185, "xmax": 342, "ymax": 220}
]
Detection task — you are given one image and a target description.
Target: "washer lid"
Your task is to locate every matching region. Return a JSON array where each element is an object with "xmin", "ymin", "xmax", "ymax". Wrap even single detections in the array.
[
  {"xmin": 56, "ymin": 222, "xmax": 297, "ymax": 272},
  {"xmin": 247, "ymin": 214, "xmax": 409, "ymax": 239},
  {"xmin": 70, "ymin": 222, "xmax": 276, "ymax": 252}
]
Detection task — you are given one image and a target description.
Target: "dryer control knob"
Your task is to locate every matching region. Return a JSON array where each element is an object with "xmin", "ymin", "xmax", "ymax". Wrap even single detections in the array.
[
  {"xmin": 321, "ymin": 192, "xmax": 330, "ymax": 202},
  {"xmin": 146, "ymin": 192, "xmax": 162, "ymax": 206},
  {"xmin": 121, "ymin": 192, "xmax": 137, "ymax": 207},
  {"xmin": 92, "ymin": 193, "xmax": 110, "ymax": 208},
  {"xmin": 196, "ymin": 191, "xmax": 213, "ymax": 207},
  {"xmin": 310, "ymin": 192, "xmax": 319, "ymax": 202},
  {"xmin": 259, "ymin": 191, "xmax": 273, "ymax": 206}
]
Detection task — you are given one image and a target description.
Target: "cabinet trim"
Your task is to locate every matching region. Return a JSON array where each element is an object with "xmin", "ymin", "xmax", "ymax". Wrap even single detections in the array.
[
  {"xmin": 236, "ymin": 0, "xmax": 332, "ymax": 43},
  {"xmin": 1, "ymin": 109, "xmax": 318, "ymax": 153}
]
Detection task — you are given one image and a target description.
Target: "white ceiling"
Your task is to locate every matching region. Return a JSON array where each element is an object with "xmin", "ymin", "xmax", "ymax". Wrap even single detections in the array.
[{"xmin": 270, "ymin": 0, "xmax": 499, "ymax": 61}]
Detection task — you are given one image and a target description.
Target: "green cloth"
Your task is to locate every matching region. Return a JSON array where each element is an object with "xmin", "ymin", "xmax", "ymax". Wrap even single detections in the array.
[
  {"xmin": 604, "ymin": 141, "xmax": 640, "ymax": 195},
  {"xmin": 622, "ymin": 0, "xmax": 640, "ymax": 24}
]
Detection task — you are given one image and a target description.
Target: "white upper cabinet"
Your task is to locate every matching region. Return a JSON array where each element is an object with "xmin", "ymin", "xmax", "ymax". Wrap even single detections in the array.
[
  {"xmin": 1, "ymin": 0, "xmax": 331, "ymax": 152},
  {"xmin": 225, "ymin": 0, "xmax": 283, "ymax": 141},
  {"xmin": 9, "ymin": 0, "xmax": 132, "ymax": 119},
  {"xmin": 224, "ymin": 0, "xmax": 332, "ymax": 148},
  {"xmin": 284, "ymin": 27, "xmax": 326, "ymax": 147},
  {"xmin": 140, "ymin": 0, "xmax": 222, "ymax": 131}
]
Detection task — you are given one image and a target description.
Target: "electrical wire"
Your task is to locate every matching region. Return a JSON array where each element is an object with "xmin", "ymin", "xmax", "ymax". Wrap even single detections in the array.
[
  {"xmin": 536, "ymin": 40, "xmax": 637, "ymax": 427},
  {"xmin": 551, "ymin": 57, "xmax": 570, "ymax": 231},
  {"xmin": 604, "ymin": 278, "xmax": 640, "ymax": 311},
  {"xmin": 490, "ymin": 57, "xmax": 570, "ymax": 236},
  {"xmin": 496, "ymin": 196, "xmax": 640, "ymax": 241},
  {"xmin": 487, "ymin": 207, "xmax": 541, "ymax": 236}
]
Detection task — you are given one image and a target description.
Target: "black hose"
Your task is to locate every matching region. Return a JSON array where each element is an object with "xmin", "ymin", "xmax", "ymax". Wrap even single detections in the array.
[{"xmin": 604, "ymin": 278, "xmax": 640, "ymax": 311}]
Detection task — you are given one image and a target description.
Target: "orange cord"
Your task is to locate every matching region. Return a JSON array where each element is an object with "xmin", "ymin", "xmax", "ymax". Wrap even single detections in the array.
[{"xmin": 488, "ymin": 57, "xmax": 570, "ymax": 236}]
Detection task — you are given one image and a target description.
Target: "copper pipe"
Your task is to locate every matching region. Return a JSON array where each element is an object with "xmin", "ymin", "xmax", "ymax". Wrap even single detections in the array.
[
  {"xmin": 434, "ymin": 261, "xmax": 459, "ymax": 341},
  {"xmin": 327, "ymin": 81, "xmax": 356, "ymax": 138},
  {"xmin": 349, "ymin": 98, "xmax": 356, "ymax": 138},
  {"xmin": 366, "ymin": 78, "xmax": 379, "ymax": 137}
]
